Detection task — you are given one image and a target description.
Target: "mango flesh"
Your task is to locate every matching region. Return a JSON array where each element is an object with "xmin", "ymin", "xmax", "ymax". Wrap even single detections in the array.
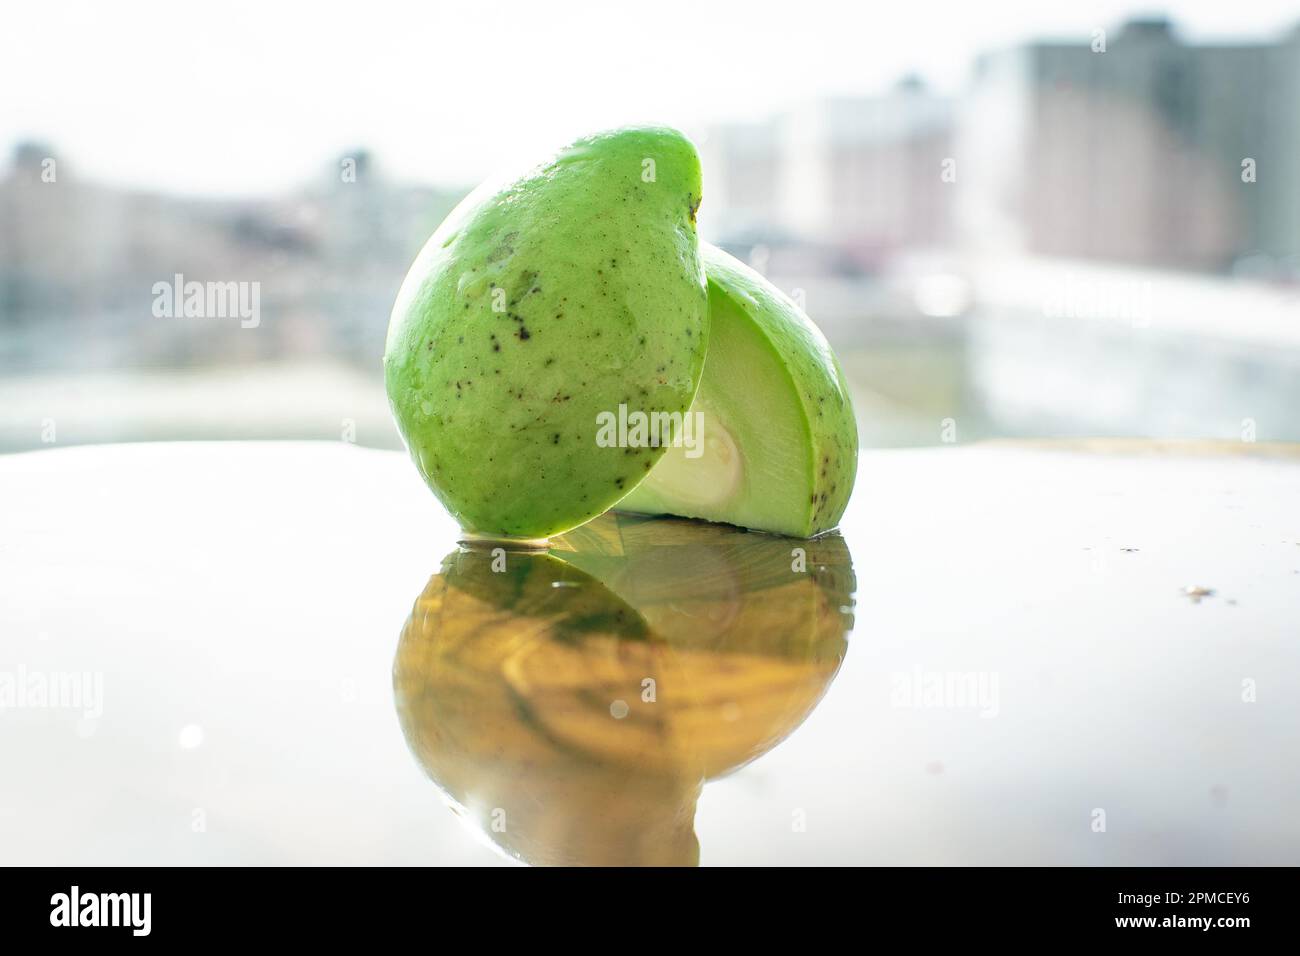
[
  {"xmin": 384, "ymin": 127, "xmax": 708, "ymax": 539},
  {"xmin": 618, "ymin": 243, "xmax": 858, "ymax": 536}
]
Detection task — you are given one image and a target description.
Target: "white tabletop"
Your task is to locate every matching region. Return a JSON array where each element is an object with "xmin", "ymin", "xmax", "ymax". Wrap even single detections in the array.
[{"xmin": 2, "ymin": 440, "xmax": 1297, "ymax": 865}]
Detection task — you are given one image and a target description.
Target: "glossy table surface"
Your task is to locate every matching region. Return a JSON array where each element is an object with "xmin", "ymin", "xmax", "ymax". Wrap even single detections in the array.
[{"xmin": 2, "ymin": 440, "xmax": 1298, "ymax": 865}]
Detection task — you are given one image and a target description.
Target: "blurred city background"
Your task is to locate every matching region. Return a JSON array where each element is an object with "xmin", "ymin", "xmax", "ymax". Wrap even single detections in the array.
[{"xmin": 3, "ymin": 3, "xmax": 1299, "ymax": 453}]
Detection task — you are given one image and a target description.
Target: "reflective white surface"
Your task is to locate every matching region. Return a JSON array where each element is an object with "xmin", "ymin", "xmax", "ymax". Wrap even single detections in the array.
[{"xmin": 2, "ymin": 440, "xmax": 1297, "ymax": 865}]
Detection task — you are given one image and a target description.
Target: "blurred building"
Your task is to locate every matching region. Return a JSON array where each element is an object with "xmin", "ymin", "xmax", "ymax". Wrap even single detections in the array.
[
  {"xmin": 957, "ymin": 17, "xmax": 1300, "ymax": 273},
  {"xmin": 0, "ymin": 143, "xmax": 464, "ymax": 373},
  {"xmin": 702, "ymin": 18, "xmax": 1300, "ymax": 278},
  {"xmin": 697, "ymin": 121, "xmax": 781, "ymax": 240},
  {"xmin": 779, "ymin": 79, "xmax": 954, "ymax": 263},
  {"xmin": 701, "ymin": 78, "xmax": 955, "ymax": 273}
]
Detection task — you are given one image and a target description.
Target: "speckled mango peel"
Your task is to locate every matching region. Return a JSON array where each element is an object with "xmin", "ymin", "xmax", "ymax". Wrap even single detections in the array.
[{"xmin": 384, "ymin": 126, "xmax": 708, "ymax": 539}]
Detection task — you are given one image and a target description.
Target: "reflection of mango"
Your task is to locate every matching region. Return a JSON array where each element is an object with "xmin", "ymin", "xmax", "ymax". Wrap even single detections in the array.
[
  {"xmin": 558, "ymin": 514, "xmax": 855, "ymax": 777},
  {"xmin": 395, "ymin": 551, "xmax": 699, "ymax": 866},
  {"xmin": 393, "ymin": 513, "xmax": 856, "ymax": 866}
]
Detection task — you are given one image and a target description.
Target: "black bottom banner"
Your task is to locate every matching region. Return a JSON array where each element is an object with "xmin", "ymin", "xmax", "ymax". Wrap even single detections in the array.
[{"xmin": 0, "ymin": 865, "xmax": 1290, "ymax": 941}]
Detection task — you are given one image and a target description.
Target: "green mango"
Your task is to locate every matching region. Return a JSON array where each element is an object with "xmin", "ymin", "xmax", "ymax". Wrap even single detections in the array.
[{"xmin": 385, "ymin": 126, "xmax": 708, "ymax": 539}]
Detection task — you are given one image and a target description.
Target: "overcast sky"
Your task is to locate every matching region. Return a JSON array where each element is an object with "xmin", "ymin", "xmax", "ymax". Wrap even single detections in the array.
[{"xmin": 4, "ymin": 0, "xmax": 1297, "ymax": 196}]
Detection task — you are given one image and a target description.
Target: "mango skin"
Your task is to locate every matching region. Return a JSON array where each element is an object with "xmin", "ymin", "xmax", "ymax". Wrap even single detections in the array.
[{"xmin": 384, "ymin": 127, "xmax": 708, "ymax": 538}]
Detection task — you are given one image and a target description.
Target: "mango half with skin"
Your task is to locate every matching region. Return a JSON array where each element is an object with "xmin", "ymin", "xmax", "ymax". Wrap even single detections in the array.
[
  {"xmin": 385, "ymin": 126, "xmax": 708, "ymax": 539},
  {"xmin": 618, "ymin": 243, "xmax": 858, "ymax": 537}
]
